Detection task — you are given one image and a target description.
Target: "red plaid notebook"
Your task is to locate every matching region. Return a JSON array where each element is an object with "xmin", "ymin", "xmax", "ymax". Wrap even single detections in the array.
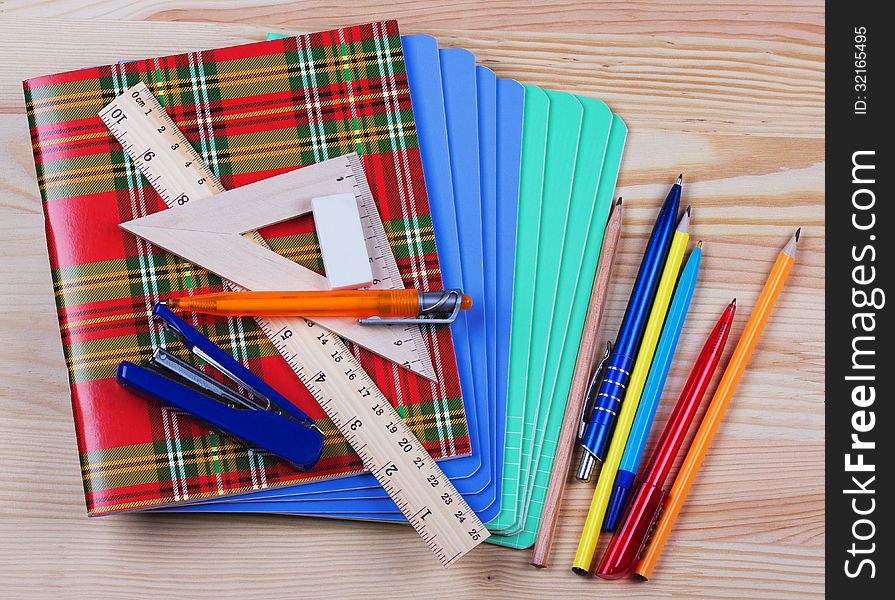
[{"xmin": 23, "ymin": 20, "xmax": 469, "ymax": 516}]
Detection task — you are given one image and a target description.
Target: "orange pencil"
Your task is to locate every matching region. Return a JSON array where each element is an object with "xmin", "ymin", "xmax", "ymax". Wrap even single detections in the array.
[
  {"xmin": 635, "ymin": 228, "xmax": 801, "ymax": 580},
  {"xmin": 165, "ymin": 288, "xmax": 472, "ymax": 319}
]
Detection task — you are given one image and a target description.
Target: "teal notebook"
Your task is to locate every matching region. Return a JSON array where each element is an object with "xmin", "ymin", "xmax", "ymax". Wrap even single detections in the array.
[
  {"xmin": 491, "ymin": 112, "xmax": 626, "ymax": 548},
  {"xmin": 494, "ymin": 90, "xmax": 585, "ymax": 532},
  {"xmin": 489, "ymin": 84, "xmax": 550, "ymax": 531}
]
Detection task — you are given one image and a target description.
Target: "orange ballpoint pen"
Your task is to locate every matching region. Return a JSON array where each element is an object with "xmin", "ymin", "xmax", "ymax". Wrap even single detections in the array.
[{"xmin": 165, "ymin": 289, "xmax": 472, "ymax": 324}]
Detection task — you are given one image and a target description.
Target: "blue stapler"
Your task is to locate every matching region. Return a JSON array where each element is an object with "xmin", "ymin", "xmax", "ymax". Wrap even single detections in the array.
[{"xmin": 116, "ymin": 303, "xmax": 324, "ymax": 470}]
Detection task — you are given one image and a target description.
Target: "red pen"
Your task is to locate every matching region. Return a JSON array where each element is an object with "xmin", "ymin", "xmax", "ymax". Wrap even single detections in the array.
[{"xmin": 596, "ymin": 299, "xmax": 737, "ymax": 579}]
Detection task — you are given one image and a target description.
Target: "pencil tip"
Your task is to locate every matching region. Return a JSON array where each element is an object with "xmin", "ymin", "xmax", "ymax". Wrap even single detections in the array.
[
  {"xmin": 732, "ymin": 298, "xmax": 737, "ymax": 306},
  {"xmin": 782, "ymin": 228, "xmax": 800, "ymax": 257},
  {"xmin": 676, "ymin": 174, "xmax": 683, "ymax": 185},
  {"xmin": 616, "ymin": 196, "xmax": 623, "ymax": 206},
  {"xmin": 696, "ymin": 240, "xmax": 703, "ymax": 248},
  {"xmin": 677, "ymin": 207, "xmax": 691, "ymax": 233}
]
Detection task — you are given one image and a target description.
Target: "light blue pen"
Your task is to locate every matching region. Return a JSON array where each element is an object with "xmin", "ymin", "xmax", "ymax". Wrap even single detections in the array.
[{"xmin": 603, "ymin": 242, "xmax": 702, "ymax": 531}]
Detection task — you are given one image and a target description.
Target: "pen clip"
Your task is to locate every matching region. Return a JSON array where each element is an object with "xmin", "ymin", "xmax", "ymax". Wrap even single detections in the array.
[
  {"xmin": 358, "ymin": 289, "xmax": 464, "ymax": 326},
  {"xmin": 578, "ymin": 341, "xmax": 612, "ymax": 440},
  {"xmin": 358, "ymin": 313, "xmax": 458, "ymax": 325}
]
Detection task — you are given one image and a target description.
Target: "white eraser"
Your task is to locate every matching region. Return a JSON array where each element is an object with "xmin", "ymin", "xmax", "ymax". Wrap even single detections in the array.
[{"xmin": 311, "ymin": 193, "xmax": 373, "ymax": 290}]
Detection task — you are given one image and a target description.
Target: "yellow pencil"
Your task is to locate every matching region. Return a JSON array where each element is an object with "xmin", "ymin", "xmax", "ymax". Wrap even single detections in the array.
[{"xmin": 572, "ymin": 207, "xmax": 691, "ymax": 575}]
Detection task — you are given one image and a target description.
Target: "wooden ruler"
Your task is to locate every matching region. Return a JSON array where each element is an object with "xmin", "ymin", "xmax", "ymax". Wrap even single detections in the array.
[
  {"xmin": 99, "ymin": 82, "xmax": 487, "ymax": 566},
  {"xmin": 99, "ymin": 82, "xmax": 435, "ymax": 382}
]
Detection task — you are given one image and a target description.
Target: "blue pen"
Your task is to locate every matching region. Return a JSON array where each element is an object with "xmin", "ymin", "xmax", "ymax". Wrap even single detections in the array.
[
  {"xmin": 603, "ymin": 243, "xmax": 701, "ymax": 530},
  {"xmin": 576, "ymin": 176, "xmax": 681, "ymax": 481}
]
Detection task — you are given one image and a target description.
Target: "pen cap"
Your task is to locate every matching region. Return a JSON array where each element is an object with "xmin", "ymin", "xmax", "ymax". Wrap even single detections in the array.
[
  {"xmin": 596, "ymin": 481, "xmax": 667, "ymax": 579},
  {"xmin": 604, "ymin": 469, "xmax": 636, "ymax": 532}
]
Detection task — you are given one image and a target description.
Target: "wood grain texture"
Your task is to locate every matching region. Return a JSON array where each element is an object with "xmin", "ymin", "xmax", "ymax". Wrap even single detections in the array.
[
  {"xmin": 2, "ymin": 0, "xmax": 824, "ymax": 43},
  {"xmin": 0, "ymin": 3, "xmax": 824, "ymax": 598}
]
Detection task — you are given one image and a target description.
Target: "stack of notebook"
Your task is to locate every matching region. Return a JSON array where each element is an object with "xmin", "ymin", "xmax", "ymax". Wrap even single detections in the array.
[{"xmin": 24, "ymin": 21, "xmax": 625, "ymax": 550}]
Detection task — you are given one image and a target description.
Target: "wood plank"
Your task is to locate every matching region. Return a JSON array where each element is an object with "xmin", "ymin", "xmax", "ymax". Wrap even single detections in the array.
[
  {"xmin": 0, "ymin": 7, "xmax": 824, "ymax": 598},
  {"xmin": 1, "ymin": 19, "xmax": 822, "ymax": 138},
  {"xmin": 1, "ymin": 0, "xmax": 824, "ymax": 43}
]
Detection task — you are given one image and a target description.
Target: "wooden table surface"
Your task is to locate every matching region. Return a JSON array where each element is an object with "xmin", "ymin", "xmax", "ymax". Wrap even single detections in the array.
[{"xmin": 0, "ymin": 2, "xmax": 824, "ymax": 598}]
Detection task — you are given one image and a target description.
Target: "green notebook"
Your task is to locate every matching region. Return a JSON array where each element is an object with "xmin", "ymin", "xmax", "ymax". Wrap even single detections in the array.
[
  {"xmin": 492, "ymin": 112, "xmax": 626, "ymax": 548},
  {"xmin": 489, "ymin": 84, "xmax": 550, "ymax": 531},
  {"xmin": 505, "ymin": 90, "xmax": 584, "ymax": 533},
  {"xmin": 503, "ymin": 94, "xmax": 613, "ymax": 537}
]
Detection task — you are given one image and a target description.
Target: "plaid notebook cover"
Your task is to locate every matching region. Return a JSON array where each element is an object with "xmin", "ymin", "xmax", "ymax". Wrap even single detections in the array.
[{"xmin": 23, "ymin": 20, "xmax": 469, "ymax": 516}]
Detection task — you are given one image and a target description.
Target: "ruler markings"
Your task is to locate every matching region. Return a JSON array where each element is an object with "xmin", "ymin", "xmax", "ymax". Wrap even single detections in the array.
[
  {"xmin": 100, "ymin": 87, "xmax": 435, "ymax": 381},
  {"xmin": 99, "ymin": 82, "xmax": 485, "ymax": 566}
]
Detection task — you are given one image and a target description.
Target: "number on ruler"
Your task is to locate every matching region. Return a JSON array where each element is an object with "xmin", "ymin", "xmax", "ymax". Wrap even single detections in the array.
[{"xmin": 108, "ymin": 107, "xmax": 127, "ymax": 124}]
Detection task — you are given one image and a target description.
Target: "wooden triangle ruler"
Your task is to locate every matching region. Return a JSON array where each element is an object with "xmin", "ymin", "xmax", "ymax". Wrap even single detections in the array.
[
  {"xmin": 102, "ymin": 83, "xmax": 434, "ymax": 381},
  {"xmin": 103, "ymin": 82, "xmax": 485, "ymax": 566},
  {"xmin": 119, "ymin": 157, "xmax": 392, "ymax": 319}
]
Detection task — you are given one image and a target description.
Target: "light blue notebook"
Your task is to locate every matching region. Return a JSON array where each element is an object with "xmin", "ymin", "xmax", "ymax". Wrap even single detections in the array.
[
  {"xmin": 493, "ymin": 78, "xmax": 524, "ymax": 524},
  {"xmin": 477, "ymin": 65, "xmax": 499, "ymax": 509}
]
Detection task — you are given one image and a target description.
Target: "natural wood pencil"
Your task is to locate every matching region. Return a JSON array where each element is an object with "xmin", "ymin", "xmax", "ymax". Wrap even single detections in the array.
[{"xmin": 530, "ymin": 197, "xmax": 624, "ymax": 568}]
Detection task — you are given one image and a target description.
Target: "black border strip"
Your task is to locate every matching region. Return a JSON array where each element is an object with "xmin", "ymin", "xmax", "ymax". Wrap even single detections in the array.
[{"xmin": 826, "ymin": 3, "xmax": 891, "ymax": 595}]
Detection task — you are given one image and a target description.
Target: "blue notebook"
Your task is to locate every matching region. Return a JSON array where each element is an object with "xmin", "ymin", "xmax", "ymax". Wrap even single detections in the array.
[
  {"xmin": 438, "ymin": 46, "xmax": 493, "ymax": 499},
  {"xmin": 493, "ymin": 77, "xmax": 524, "ymax": 519}
]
